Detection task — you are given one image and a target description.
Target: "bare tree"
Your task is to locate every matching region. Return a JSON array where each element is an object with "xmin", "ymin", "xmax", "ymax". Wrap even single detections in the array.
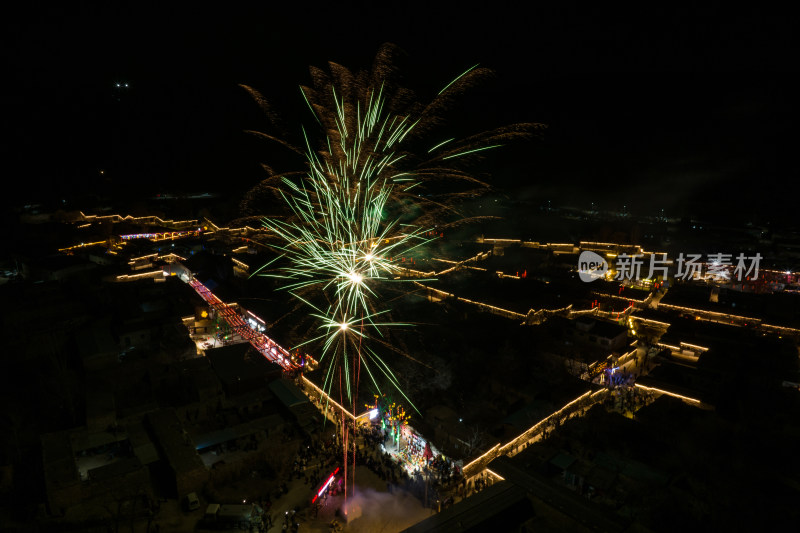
[{"xmin": 462, "ymin": 426, "xmax": 486, "ymax": 458}]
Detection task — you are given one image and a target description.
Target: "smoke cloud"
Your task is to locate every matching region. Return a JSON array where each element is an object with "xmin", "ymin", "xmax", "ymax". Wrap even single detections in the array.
[{"xmin": 342, "ymin": 486, "xmax": 434, "ymax": 532}]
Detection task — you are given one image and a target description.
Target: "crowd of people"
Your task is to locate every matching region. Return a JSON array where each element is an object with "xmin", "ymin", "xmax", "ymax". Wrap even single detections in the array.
[
  {"xmin": 234, "ymin": 396, "xmax": 475, "ymax": 530},
  {"xmin": 604, "ymin": 367, "xmax": 636, "ymax": 388},
  {"xmin": 313, "ymin": 423, "xmax": 466, "ymax": 514},
  {"xmin": 608, "ymin": 386, "xmax": 655, "ymax": 415}
]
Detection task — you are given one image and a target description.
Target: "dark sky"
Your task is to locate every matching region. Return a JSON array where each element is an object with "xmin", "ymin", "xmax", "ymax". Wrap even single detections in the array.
[{"xmin": 4, "ymin": 4, "xmax": 799, "ymax": 222}]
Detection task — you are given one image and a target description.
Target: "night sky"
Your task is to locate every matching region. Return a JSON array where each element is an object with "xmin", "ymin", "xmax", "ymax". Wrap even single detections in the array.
[{"xmin": 5, "ymin": 5, "xmax": 799, "ymax": 223}]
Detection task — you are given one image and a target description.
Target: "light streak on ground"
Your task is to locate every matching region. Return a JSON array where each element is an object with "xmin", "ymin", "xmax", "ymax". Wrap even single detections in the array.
[
  {"xmin": 413, "ymin": 281, "xmax": 527, "ymax": 320},
  {"xmin": 592, "ymin": 292, "xmax": 646, "ymax": 305},
  {"xmin": 76, "ymin": 211, "xmax": 199, "ymax": 229},
  {"xmin": 462, "ymin": 389, "xmax": 609, "ymax": 478},
  {"xmin": 630, "ymin": 316, "xmax": 672, "ymax": 328},
  {"xmin": 301, "ymin": 376, "xmax": 356, "ymax": 421},
  {"xmin": 415, "ymin": 281, "xmax": 602, "ymax": 325},
  {"xmin": 634, "ymin": 384, "xmax": 703, "ymax": 405},
  {"xmin": 657, "ymin": 343, "xmax": 681, "ymax": 352},
  {"xmin": 120, "ymin": 229, "xmax": 202, "ymax": 241},
  {"xmin": 396, "ymin": 251, "xmax": 491, "ymax": 278},
  {"xmin": 58, "ymin": 240, "xmax": 108, "ymax": 252},
  {"xmin": 478, "ymin": 237, "xmax": 666, "ymax": 260},
  {"xmin": 231, "ymin": 257, "xmax": 250, "ymax": 271},
  {"xmin": 127, "ymin": 253, "xmax": 186, "ymax": 264},
  {"xmin": 485, "ymin": 469, "xmax": 505, "ymax": 481},
  {"xmin": 115, "ymin": 270, "xmax": 165, "ymax": 282},
  {"xmin": 431, "ymin": 257, "xmax": 487, "ymax": 271},
  {"xmin": 678, "ymin": 342, "xmax": 710, "ymax": 352}
]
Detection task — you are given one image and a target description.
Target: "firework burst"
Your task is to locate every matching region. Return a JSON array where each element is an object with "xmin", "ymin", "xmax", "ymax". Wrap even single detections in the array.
[
  {"xmin": 240, "ymin": 44, "xmax": 543, "ymax": 509},
  {"xmin": 244, "ymin": 44, "xmax": 545, "ymax": 410},
  {"xmin": 251, "ymin": 94, "xmax": 435, "ymax": 409}
]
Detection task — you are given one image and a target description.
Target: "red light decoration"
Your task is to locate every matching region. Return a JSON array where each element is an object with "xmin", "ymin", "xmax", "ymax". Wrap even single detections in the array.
[{"xmin": 311, "ymin": 467, "xmax": 340, "ymax": 503}]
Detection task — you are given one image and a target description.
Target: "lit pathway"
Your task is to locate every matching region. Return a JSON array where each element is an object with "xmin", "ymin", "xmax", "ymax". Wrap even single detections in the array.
[
  {"xmin": 461, "ymin": 389, "xmax": 610, "ymax": 478},
  {"xmin": 187, "ymin": 277, "xmax": 299, "ymax": 370}
]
